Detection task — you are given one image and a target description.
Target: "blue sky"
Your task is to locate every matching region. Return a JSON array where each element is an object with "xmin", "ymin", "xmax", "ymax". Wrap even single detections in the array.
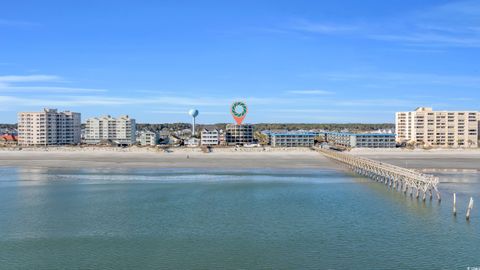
[{"xmin": 1, "ymin": 0, "xmax": 480, "ymax": 123}]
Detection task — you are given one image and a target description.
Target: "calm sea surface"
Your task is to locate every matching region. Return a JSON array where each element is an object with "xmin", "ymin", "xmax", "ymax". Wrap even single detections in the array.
[{"xmin": 0, "ymin": 167, "xmax": 479, "ymax": 270}]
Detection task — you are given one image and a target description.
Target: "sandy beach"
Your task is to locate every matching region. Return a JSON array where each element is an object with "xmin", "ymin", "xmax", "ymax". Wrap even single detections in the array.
[
  {"xmin": 1, "ymin": 147, "xmax": 480, "ymax": 171},
  {"xmin": 0, "ymin": 147, "xmax": 339, "ymax": 170}
]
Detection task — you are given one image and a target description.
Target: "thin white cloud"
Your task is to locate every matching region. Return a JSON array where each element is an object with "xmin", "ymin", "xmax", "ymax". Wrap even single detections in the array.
[
  {"xmin": 287, "ymin": 19, "xmax": 357, "ymax": 34},
  {"xmin": 272, "ymin": 1, "xmax": 480, "ymax": 48},
  {"xmin": 287, "ymin": 90, "xmax": 333, "ymax": 95},
  {"xmin": 335, "ymin": 99, "xmax": 415, "ymax": 107},
  {"xmin": 307, "ymin": 71, "xmax": 480, "ymax": 88},
  {"xmin": 367, "ymin": 1, "xmax": 480, "ymax": 47},
  {"xmin": 149, "ymin": 110, "xmax": 190, "ymax": 114},
  {"xmin": 0, "ymin": 75, "xmax": 61, "ymax": 83},
  {"xmin": 1, "ymin": 92, "xmax": 475, "ymax": 123},
  {"xmin": 0, "ymin": 93, "xmax": 432, "ymax": 110},
  {"xmin": 0, "ymin": 86, "xmax": 107, "ymax": 93},
  {"xmin": 267, "ymin": 109, "xmax": 394, "ymax": 114},
  {"xmin": 0, "ymin": 74, "xmax": 105, "ymax": 94},
  {"xmin": 0, "ymin": 95, "xmax": 239, "ymax": 107},
  {"xmin": 150, "ymin": 110, "xmax": 224, "ymax": 115},
  {"xmin": 450, "ymin": 97, "xmax": 476, "ymax": 101},
  {"xmin": 369, "ymin": 33, "xmax": 480, "ymax": 47}
]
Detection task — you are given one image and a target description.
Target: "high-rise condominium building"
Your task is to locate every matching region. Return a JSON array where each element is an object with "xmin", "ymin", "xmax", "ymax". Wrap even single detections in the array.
[
  {"xmin": 395, "ymin": 107, "xmax": 480, "ymax": 148},
  {"xmin": 84, "ymin": 115, "xmax": 136, "ymax": 145},
  {"xmin": 17, "ymin": 108, "xmax": 81, "ymax": 146}
]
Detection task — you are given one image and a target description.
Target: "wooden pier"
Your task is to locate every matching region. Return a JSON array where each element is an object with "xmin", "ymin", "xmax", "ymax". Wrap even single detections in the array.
[{"xmin": 317, "ymin": 148, "xmax": 441, "ymax": 202}]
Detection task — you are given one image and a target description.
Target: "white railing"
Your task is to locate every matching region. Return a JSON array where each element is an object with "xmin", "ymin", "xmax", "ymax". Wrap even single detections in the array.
[{"xmin": 317, "ymin": 148, "xmax": 441, "ymax": 202}]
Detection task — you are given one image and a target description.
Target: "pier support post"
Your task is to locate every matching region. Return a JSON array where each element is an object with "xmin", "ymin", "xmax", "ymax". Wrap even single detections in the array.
[
  {"xmin": 316, "ymin": 149, "xmax": 440, "ymax": 205},
  {"xmin": 453, "ymin": 193, "xmax": 456, "ymax": 216},
  {"xmin": 466, "ymin": 197, "xmax": 474, "ymax": 221}
]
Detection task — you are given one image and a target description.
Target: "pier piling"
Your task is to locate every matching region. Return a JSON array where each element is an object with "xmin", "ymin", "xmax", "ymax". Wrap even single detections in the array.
[
  {"xmin": 466, "ymin": 197, "xmax": 474, "ymax": 221},
  {"xmin": 453, "ymin": 193, "xmax": 457, "ymax": 216},
  {"xmin": 317, "ymin": 149, "xmax": 440, "ymax": 203}
]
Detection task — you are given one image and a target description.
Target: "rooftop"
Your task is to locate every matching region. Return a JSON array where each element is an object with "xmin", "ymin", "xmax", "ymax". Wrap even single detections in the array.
[
  {"xmin": 270, "ymin": 132, "xmax": 318, "ymax": 136},
  {"xmin": 323, "ymin": 132, "xmax": 396, "ymax": 137}
]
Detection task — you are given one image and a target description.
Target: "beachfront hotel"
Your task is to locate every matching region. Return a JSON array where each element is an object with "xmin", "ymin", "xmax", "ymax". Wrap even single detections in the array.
[
  {"xmin": 320, "ymin": 132, "xmax": 396, "ymax": 148},
  {"xmin": 270, "ymin": 132, "xmax": 316, "ymax": 147},
  {"xmin": 225, "ymin": 124, "xmax": 254, "ymax": 145},
  {"xmin": 84, "ymin": 115, "xmax": 136, "ymax": 145},
  {"xmin": 17, "ymin": 108, "xmax": 81, "ymax": 146},
  {"xmin": 395, "ymin": 107, "xmax": 480, "ymax": 148}
]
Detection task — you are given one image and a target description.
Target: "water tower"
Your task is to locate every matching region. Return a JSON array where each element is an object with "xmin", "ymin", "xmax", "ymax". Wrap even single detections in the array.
[{"xmin": 188, "ymin": 109, "xmax": 199, "ymax": 136}]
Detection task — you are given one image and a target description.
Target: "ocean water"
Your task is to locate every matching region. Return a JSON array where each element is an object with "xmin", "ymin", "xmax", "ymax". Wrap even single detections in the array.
[{"xmin": 0, "ymin": 167, "xmax": 479, "ymax": 270}]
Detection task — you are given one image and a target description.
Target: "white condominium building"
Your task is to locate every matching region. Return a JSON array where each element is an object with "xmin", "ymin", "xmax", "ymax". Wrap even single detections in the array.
[
  {"xmin": 201, "ymin": 129, "xmax": 221, "ymax": 146},
  {"xmin": 321, "ymin": 132, "xmax": 396, "ymax": 148},
  {"xmin": 396, "ymin": 107, "xmax": 480, "ymax": 148},
  {"xmin": 17, "ymin": 108, "xmax": 81, "ymax": 146},
  {"xmin": 139, "ymin": 130, "xmax": 158, "ymax": 146},
  {"xmin": 84, "ymin": 115, "xmax": 136, "ymax": 145}
]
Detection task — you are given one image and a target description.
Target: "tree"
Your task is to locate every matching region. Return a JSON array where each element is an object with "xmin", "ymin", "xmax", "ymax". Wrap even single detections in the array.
[{"xmin": 254, "ymin": 132, "xmax": 269, "ymax": 145}]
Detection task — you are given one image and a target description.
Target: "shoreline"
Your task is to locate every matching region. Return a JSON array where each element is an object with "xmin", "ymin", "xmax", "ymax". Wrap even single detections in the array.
[
  {"xmin": 0, "ymin": 147, "xmax": 340, "ymax": 170},
  {"xmin": 1, "ymin": 147, "xmax": 480, "ymax": 171}
]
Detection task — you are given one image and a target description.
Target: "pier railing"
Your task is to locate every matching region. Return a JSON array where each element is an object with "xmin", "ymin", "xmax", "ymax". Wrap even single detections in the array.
[{"xmin": 317, "ymin": 148, "xmax": 441, "ymax": 202}]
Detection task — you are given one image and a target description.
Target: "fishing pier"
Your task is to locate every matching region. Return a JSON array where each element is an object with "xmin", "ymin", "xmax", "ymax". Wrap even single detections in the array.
[{"xmin": 317, "ymin": 148, "xmax": 441, "ymax": 202}]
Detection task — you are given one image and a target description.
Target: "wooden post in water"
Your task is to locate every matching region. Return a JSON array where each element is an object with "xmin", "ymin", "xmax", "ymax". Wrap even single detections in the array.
[
  {"xmin": 422, "ymin": 191, "xmax": 426, "ymax": 202},
  {"xmin": 452, "ymin": 193, "xmax": 456, "ymax": 216},
  {"xmin": 429, "ymin": 189, "xmax": 433, "ymax": 201},
  {"xmin": 466, "ymin": 197, "xmax": 474, "ymax": 221},
  {"xmin": 416, "ymin": 189, "xmax": 420, "ymax": 199}
]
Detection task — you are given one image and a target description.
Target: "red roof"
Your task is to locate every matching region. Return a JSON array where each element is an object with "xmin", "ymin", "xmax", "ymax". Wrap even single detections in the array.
[{"xmin": 1, "ymin": 134, "xmax": 17, "ymax": 141}]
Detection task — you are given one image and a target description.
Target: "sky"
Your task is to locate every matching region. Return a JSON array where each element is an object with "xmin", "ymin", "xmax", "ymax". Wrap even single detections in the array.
[{"xmin": 1, "ymin": 0, "xmax": 480, "ymax": 124}]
